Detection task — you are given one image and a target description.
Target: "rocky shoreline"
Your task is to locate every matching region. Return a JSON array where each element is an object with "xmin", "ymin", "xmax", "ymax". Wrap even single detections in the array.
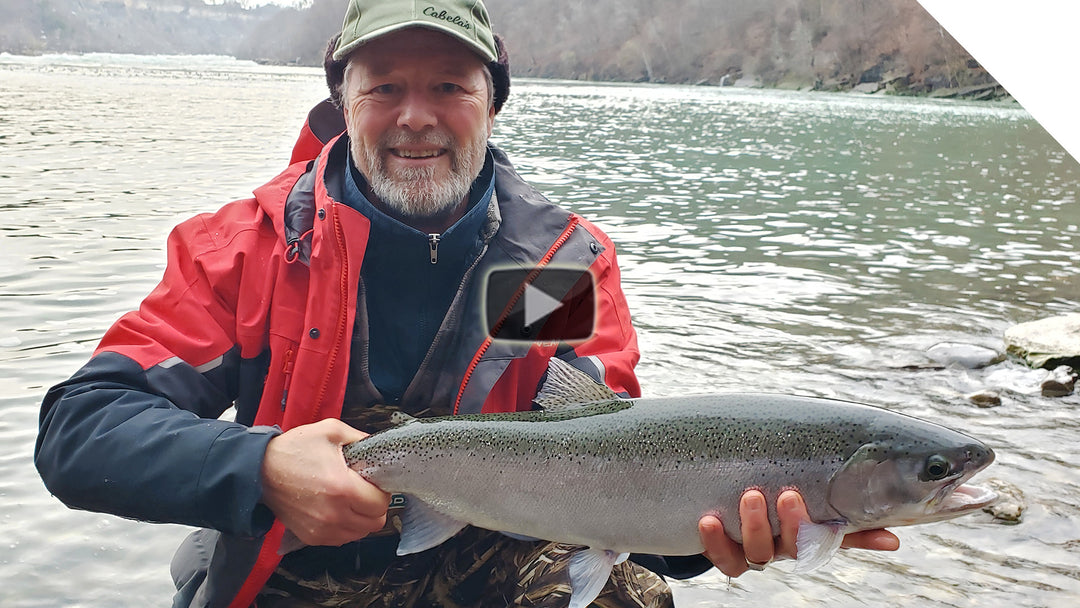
[{"xmin": 1005, "ymin": 314, "xmax": 1080, "ymax": 371}]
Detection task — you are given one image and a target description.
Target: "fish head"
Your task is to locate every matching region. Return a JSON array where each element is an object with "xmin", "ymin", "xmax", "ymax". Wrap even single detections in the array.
[{"xmin": 826, "ymin": 428, "xmax": 997, "ymax": 530}]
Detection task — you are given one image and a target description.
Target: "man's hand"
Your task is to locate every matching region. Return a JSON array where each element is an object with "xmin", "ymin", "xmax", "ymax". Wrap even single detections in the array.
[
  {"xmin": 699, "ymin": 489, "xmax": 900, "ymax": 576},
  {"xmin": 260, "ymin": 418, "xmax": 391, "ymax": 547}
]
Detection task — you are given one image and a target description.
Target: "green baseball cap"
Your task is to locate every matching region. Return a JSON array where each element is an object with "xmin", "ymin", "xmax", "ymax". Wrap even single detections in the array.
[{"xmin": 333, "ymin": 0, "xmax": 497, "ymax": 63}]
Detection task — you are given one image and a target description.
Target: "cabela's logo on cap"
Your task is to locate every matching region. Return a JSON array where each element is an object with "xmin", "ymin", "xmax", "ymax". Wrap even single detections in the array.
[{"xmin": 423, "ymin": 6, "xmax": 472, "ymax": 31}]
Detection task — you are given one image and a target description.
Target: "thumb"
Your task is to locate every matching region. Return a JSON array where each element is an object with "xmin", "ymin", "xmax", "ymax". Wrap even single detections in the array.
[{"xmin": 311, "ymin": 418, "xmax": 369, "ymax": 446}]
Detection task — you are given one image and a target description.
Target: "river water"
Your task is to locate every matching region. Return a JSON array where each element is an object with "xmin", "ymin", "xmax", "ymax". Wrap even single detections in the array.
[{"xmin": 1, "ymin": 54, "xmax": 1078, "ymax": 607}]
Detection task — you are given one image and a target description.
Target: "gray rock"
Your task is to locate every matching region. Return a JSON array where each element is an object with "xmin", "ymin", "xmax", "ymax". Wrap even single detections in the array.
[
  {"xmin": 1004, "ymin": 314, "xmax": 1080, "ymax": 369},
  {"xmin": 966, "ymin": 390, "xmax": 1002, "ymax": 408},
  {"xmin": 926, "ymin": 342, "xmax": 1005, "ymax": 369},
  {"xmin": 982, "ymin": 479, "xmax": 1025, "ymax": 524},
  {"xmin": 1041, "ymin": 365, "xmax": 1077, "ymax": 397}
]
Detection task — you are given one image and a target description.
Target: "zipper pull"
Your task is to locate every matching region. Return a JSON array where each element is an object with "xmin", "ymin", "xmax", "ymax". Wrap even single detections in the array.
[
  {"xmin": 428, "ymin": 233, "xmax": 441, "ymax": 264},
  {"xmin": 280, "ymin": 348, "xmax": 295, "ymax": 411}
]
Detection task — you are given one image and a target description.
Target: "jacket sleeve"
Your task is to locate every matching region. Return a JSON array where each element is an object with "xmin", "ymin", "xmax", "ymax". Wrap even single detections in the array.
[{"xmin": 35, "ymin": 206, "xmax": 280, "ymax": 538}]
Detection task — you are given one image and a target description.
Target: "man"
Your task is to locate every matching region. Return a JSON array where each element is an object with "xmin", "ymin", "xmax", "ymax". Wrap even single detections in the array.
[{"xmin": 35, "ymin": 1, "xmax": 897, "ymax": 606}]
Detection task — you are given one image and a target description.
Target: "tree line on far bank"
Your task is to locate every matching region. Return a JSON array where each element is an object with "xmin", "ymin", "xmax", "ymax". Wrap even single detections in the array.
[{"xmin": 3, "ymin": 0, "xmax": 1002, "ymax": 99}]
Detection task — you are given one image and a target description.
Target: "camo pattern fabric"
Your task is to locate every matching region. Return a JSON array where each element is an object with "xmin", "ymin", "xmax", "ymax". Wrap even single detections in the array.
[{"xmin": 256, "ymin": 526, "xmax": 673, "ymax": 608}]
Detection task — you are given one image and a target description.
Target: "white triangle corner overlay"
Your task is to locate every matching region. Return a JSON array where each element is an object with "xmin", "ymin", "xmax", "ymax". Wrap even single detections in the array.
[
  {"xmin": 916, "ymin": 0, "xmax": 1080, "ymax": 164},
  {"xmin": 523, "ymin": 282, "xmax": 565, "ymax": 328}
]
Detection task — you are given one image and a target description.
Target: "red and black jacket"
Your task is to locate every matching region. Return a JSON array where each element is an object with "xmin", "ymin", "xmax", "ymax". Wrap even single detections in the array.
[{"xmin": 36, "ymin": 101, "xmax": 644, "ymax": 607}]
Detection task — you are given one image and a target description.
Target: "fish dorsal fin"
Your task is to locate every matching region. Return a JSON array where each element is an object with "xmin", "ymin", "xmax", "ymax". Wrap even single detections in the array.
[{"xmin": 534, "ymin": 357, "xmax": 622, "ymax": 411}]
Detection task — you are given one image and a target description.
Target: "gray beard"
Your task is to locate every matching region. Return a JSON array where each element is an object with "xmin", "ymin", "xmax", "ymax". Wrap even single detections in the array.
[{"xmin": 355, "ymin": 132, "xmax": 487, "ymax": 220}]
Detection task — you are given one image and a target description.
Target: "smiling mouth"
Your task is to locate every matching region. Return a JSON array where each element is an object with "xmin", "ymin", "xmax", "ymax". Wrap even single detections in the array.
[{"xmin": 390, "ymin": 148, "xmax": 445, "ymax": 160}]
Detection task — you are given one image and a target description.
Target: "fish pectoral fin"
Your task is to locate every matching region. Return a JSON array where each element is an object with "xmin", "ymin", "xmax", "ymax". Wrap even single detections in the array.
[
  {"xmin": 792, "ymin": 521, "xmax": 847, "ymax": 572},
  {"xmin": 395, "ymin": 495, "xmax": 468, "ymax": 556},
  {"xmin": 534, "ymin": 357, "xmax": 622, "ymax": 411},
  {"xmin": 566, "ymin": 548, "xmax": 629, "ymax": 608}
]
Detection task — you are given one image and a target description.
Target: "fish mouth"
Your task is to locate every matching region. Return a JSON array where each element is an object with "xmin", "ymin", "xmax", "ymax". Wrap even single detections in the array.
[
  {"xmin": 929, "ymin": 444, "xmax": 997, "ymax": 515},
  {"xmin": 934, "ymin": 482, "xmax": 998, "ymax": 514}
]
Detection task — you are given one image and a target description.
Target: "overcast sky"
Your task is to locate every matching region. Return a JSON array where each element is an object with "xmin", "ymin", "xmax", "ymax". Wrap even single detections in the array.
[{"xmin": 917, "ymin": 0, "xmax": 1079, "ymax": 163}]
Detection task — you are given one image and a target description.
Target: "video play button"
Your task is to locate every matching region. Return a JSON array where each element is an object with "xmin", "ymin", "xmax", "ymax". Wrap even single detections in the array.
[
  {"xmin": 484, "ymin": 265, "xmax": 595, "ymax": 342},
  {"xmin": 523, "ymin": 282, "xmax": 564, "ymax": 328}
]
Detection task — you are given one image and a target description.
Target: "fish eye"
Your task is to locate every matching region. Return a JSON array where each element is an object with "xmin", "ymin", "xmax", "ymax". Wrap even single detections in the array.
[{"xmin": 921, "ymin": 454, "xmax": 951, "ymax": 481}]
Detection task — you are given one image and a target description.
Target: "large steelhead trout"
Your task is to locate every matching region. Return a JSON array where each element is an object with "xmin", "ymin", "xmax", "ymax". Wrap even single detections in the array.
[{"xmin": 342, "ymin": 358, "xmax": 997, "ymax": 608}]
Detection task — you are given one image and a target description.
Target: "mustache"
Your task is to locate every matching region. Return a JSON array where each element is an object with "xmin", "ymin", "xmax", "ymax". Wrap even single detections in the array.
[{"xmin": 380, "ymin": 130, "xmax": 455, "ymax": 149}]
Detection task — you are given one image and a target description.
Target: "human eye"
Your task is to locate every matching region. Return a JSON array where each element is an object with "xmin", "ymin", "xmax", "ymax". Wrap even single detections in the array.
[
  {"xmin": 367, "ymin": 82, "xmax": 397, "ymax": 96},
  {"xmin": 437, "ymin": 81, "xmax": 465, "ymax": 95}
]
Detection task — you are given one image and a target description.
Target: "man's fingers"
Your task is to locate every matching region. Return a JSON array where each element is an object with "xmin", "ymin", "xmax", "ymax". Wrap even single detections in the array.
[
  {"xmin": 841, "ymin": 528, "xmax": 900, "ymax": 551},
  {"xmin": 313, "ymin": 417, "xmax": 369, "ymax": 446},
  {"xmin": 261, "ymin": 419, "xmax": 391, "ymax": 547},
  {"xmin": 776, "ymin": 490, "xmax": 810, "ymax": 559},
  {"xmin": 347, "ymin": 479, "xmax": 392, "ymax": 518},
  {"xmin": 699, "ymin": 515, "xmax": 749, "ymax": 577},
  {"xmin": 739, "ymin": 490, "xmax": 774, "ymax": 567}
]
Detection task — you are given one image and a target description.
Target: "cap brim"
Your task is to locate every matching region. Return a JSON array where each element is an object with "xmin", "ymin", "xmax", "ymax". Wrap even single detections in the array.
[{"xmin": 333, "ymin": 21, "xmax": 496, "ymax": 63}]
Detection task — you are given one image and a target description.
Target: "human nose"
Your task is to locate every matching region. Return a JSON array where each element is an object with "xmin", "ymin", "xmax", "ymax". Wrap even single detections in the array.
[{"xmin": 396, "ymin": 89, "xmax": 437, "ymax": 131}]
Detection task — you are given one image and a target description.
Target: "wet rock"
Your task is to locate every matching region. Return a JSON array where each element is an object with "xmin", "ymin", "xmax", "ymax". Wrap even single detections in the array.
[
  {"xmin": 966, "ymin": 390, "xmax": 1002, "ymax": 408},
  {"xmin": 982, "ymin": 479, "xmax": 1025, "ymax": 524},
  {"xmin": 1004, "ymin": 314, "xmax": 1080, "ymax": 369},
  {"xmin": 926, "ymin": 342, "xmax": 1005, "ymax": 369},
  {"xmin": 1041, "ymin": 365, "xmax": 1077, "ymax": 397}
]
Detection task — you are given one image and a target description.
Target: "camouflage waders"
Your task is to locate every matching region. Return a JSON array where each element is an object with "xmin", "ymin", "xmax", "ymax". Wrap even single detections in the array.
[{"xmin": 256, "ymin": 525, "xmax": 673, "ymax": 608}]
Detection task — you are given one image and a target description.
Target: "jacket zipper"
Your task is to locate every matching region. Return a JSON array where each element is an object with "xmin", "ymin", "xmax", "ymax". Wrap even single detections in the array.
[
  {"xmin": 453, "ymin": 215, "xmax": 581, "ymax": 415},
  {"xmin": 310, "ymin": 208, "xmax": 351, "ymax": 421},
  {"xmin": 400, "ymin": 237, "xmax": 492, "ymax": 409},
  {"xmin": 280, "ymin": 348, "xmax": 295, "ymax": 411},
  {"xmin": 428, "ymin": 233, "xmax": 441, "ymax": 264}
]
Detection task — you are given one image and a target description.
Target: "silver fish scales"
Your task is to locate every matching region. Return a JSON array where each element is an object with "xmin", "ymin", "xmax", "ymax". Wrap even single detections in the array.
[{"xmin": 341, "ymin": 358, "xmax": 997, "ymax": 608}]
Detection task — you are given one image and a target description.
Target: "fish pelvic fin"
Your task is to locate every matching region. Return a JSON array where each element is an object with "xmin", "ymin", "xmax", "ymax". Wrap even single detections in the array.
[
  {"xmin": 535, "ymin": 357, "xmax": 622, "ymax": 411},
  {"xmin": 567, "ymin": 548, "xmax": 629, "ymax": 608},
  {"xmin": 395, "ymin": 495, "xmax": 468, "ymax": 556},
  {"xmin": 792, "ymin": 521, "xmax": 847, "ymax": 572}
]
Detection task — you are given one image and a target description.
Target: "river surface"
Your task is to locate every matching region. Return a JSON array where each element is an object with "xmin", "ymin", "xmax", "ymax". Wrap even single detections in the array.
[{"xmin": 1, "ymin": 53, "xmax": 1078, "ymax": 607}]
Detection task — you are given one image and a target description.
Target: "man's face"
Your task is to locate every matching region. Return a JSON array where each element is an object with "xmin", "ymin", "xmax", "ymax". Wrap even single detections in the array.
[{"xmin": 341, "ymin": 28, "xmax": 495, "ymax": 220}]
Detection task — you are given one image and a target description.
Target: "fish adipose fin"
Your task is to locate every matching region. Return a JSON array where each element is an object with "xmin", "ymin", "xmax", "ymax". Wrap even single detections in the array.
[
  {"xmin": 535, "ymin": 357, "xmax": 623, "ymax": 411},
  {"xmin": 396, "ymin": 495, "xmax": 468, "ymax": 556},
  {"xmin": 792, "ymin": 521, "xmax": 847, "ymax": 572},
  {"xmin": 388, "ymin": 410, "xmax": 419, "ymax": 426},
  {"xmin": 567, "ymin": 548, "xmax": 629, "ymax": 608}
]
